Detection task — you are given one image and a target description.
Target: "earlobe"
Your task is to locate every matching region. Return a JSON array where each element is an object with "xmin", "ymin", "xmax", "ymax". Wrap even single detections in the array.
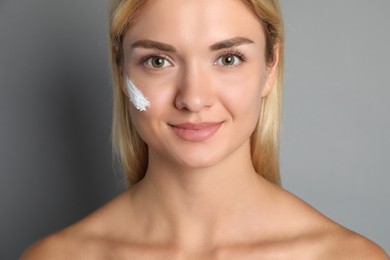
[{"xmin": 261, "ymin": 45, "xmax": 279, "ymax": 97}]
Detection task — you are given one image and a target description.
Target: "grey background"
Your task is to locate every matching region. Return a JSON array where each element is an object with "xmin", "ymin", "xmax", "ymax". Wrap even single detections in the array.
[{"xmin": 0, "ymin": 0, "xmax": 388, "ymax": 258}]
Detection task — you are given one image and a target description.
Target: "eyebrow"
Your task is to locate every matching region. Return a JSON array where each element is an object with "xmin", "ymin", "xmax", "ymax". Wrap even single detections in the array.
[
  {"xmin": 209, "ymin": 37, "xmax": 254, "ymax": 51},
  {"xmin": 130, "ymin": 37, "xmax": 254, "ymax": 52},
  {"xmin": 131, "ymin": 40, "xmax": 176, "ymax": 52}
]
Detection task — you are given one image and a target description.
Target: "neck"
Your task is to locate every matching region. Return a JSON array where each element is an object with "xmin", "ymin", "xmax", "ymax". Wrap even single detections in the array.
[{"xmin": 129, "ymin": 141, "xmax": 272, "ymax": 251}]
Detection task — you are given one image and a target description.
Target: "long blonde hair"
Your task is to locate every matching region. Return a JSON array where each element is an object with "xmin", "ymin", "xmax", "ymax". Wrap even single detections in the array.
[{"xmin": 109, "ymin": 0, "xmax": 284, "ymax": 185}]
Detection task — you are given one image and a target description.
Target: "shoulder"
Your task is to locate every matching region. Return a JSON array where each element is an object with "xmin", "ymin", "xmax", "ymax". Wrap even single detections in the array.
[
  {"xmin": 20, "ymin": 231, "xmax": 77, "ymax": 260},
  {"xmin": 20, "ymin": 191, "xmax": 134, "ymax": 260},
  {"xmin": 315, "ymin": 229, "xmax": 389, "ymax": 259},
  {"xmin": 268, "ymin": 185, "xmax": 388, "ymax": 259},
  {"xmin": 20, "ymin": 218, "xmax": 111, "ymax": 260}
]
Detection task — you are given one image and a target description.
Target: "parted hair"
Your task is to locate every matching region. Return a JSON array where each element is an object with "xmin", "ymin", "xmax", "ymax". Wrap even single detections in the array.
[{"xmin": 109, "ymin": 0, "xmax": 284, "ymax": 185}]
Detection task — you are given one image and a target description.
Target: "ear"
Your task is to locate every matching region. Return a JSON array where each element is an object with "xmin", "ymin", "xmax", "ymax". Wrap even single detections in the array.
[{"xmin": 261, "ymin": 45, "xmax": 280, "ymax": 97}]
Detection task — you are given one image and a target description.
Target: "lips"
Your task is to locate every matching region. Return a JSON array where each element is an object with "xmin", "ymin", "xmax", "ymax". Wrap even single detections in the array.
[{"xmin": 169, "ymin": 122, "xmax": 223, "ymax": 142}]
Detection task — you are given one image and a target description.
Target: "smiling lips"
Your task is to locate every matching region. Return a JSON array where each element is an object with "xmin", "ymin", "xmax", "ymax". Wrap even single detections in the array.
[{"xmin": 169, "ymin": 122, "xmax": 223, "ymax": 142}]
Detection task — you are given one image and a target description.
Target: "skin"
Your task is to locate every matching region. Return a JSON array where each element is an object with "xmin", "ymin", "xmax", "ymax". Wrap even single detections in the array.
[{"xmin": 21, "ymin": 0, "xmax": 388, "ymax": 259}]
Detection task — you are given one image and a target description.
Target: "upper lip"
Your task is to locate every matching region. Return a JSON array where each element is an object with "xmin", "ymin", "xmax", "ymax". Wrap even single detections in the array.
[{"xmin": 169, "ymin": 122, "xmax": 223, "ymax": 130}]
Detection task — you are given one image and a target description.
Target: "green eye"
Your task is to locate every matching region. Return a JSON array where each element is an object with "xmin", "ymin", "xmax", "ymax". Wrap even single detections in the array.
[
  {"xmin": 221, "ymin": 55, "xmax": 236, "ymax": 66},
  {"xmin": 144, "ymin": 56, "xmax": 172, "ymax": 69},
  {"xmin": 216, "ymin": 52, "xmax": 245, "ymax": 67},
  {"xmin": 151, "ymin": 57, "xmax": 165, "ymax": 68}
]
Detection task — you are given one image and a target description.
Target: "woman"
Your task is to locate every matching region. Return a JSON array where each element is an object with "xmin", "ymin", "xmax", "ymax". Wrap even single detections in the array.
[{"xmin": 22, "ymin": 0, "xmax": 388, "ymax": 258}]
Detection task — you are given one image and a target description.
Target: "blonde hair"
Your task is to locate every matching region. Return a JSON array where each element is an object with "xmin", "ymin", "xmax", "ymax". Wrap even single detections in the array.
[{"xmin": 109, "ymin": 0, "xmax": 284, "ymax": 185}]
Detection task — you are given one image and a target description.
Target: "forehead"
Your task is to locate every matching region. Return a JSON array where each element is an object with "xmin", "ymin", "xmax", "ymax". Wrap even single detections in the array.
[{"xmin": 124, "ymin": 0, "xmax": 264, "ymax": 47}]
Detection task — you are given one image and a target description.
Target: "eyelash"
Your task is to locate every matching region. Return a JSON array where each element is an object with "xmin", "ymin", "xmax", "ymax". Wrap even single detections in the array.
[{"xmin": 138, "ymin": 49, "xmax": 248, "ymax": 70}]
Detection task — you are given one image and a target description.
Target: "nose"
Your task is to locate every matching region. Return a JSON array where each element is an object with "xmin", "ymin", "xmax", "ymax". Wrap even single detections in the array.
[{"xmin": 175, "ymin": 62, "xmax": 215, "ymax": 112}]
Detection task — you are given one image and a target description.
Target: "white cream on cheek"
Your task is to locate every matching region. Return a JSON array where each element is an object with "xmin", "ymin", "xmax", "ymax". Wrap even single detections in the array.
[{"xmin": 124, "ymin": 76, "xmax": 151, "ymax": 111}]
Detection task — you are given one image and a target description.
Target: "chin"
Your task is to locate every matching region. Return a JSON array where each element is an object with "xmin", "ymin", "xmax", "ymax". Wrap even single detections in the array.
[{"xmin": 173, "ymin": 151, "xmax": 224, "ymax": 170}]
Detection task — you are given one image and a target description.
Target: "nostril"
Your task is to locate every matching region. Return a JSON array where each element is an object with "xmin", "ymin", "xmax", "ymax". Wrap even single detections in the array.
[
  {"xmin": 175, "ymin": 90, "xmax": 213, "ymax": 112},
  {"xmin": 174, "ymin": 96, "xmax": 186, "ymax": 110},
  {"xmin": 175, "ymin": 68, "xmax": 215, "ymax": 112}
]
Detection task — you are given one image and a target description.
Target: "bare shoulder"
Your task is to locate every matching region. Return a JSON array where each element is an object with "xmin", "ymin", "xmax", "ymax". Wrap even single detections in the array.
[
  {"xmin": 318, "ymin": 230, "xmax": 389, "ymax": 259},
  {"xmin": 20, "ymin": 191, "xmax": 133, "ymax": 260},
  {"xmin": 20, "ymin": 230, "xmax": 78, "ymax": 260},
  {"xmin": 269, "ymin": 184, "xmax": 388, "ymax": 259}
]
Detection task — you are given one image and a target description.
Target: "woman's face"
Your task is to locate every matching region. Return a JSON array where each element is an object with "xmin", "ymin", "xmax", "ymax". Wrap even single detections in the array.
[{"xmin": 122, "ymin": 0, "xmax": 277, "ymax": 169}]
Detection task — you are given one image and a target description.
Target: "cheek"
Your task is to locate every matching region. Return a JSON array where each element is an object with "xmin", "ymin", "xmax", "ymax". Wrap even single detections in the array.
[
  {"xmin": 130, "ymin": 76, "xmax": 176, "ymax": 113},
  {"xmin": 124, "ymin": 77, "xmax": 177, "ymax": 120},
  {"xmin": 128, "ymin": 109, "xmax": 163, "ymax": 152},
  {"xmin": 147, "ymin": 90, "xmax": 175, "ymax": 112},
  {"xmin": 218, "ymin": 73, "xmax": 264, "ymax": 119},
  {"xmin": 215, "ymin": 58, "xmax": 267, "ymax": 114},
  {"xmin": 127, "ymin": 85, "xmax": 175, "ymax": 144}
]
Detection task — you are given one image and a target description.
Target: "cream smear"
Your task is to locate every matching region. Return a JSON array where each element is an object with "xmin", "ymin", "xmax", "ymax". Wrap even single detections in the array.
[{"xmin": 125, "ymin": 76, "xmax": 150, "ymax": 111}]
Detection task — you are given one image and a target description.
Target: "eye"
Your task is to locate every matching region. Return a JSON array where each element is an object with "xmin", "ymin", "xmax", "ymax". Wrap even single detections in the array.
[
  {"xmin": 215, "ymin": 51, "xmax": 246, "ymax": 67},
  {"xmin": 144, "ymin": 56, "xmax": 172, "ymax": 69}
]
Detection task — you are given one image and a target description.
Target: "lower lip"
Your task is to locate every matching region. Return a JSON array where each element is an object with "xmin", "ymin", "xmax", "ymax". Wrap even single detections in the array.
[{"xmin": 170, "ymin": 123, "xmax": 223, "ymax": 142}]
